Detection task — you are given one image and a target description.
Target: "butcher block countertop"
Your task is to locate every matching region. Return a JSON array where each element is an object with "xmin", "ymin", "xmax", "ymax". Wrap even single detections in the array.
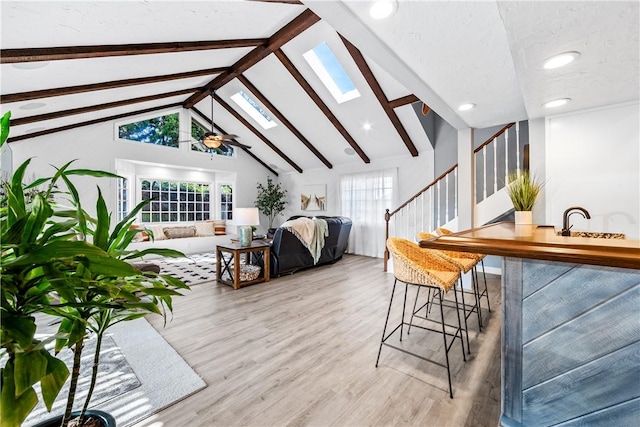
[{"xmin": 418, "ymin": 222, "xmax": 640, "ymax": 270}]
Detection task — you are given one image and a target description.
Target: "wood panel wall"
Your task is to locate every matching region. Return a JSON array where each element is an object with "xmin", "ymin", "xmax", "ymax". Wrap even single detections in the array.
[{"xmin": 501, "ymin": 258, "xmax": 640, "ymax": 426}]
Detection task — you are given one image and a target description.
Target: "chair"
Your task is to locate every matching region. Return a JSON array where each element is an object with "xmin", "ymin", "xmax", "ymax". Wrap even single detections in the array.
[
  {"xmin": 436, "ymin": 227, "xmax": 491, "ymax": 318},
  {"xmin": 377, "ymin": 237, "xmax": 466, "ymax": 398},
  {"xmin": 417, "ymin": 232, "xmax": 483, "ymax": 338}
]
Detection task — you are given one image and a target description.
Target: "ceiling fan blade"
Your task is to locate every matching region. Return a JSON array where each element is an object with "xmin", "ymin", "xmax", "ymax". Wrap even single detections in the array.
[
  {"xmin": 220, "ymin": 134, "xmax": 239, "ymax": 140},
  {"xmin": 223, "ymin": 140, "xmax": 252, "ymax": 149}
]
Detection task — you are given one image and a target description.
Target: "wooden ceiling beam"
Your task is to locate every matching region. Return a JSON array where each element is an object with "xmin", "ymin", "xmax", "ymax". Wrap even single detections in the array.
[
  {"xmin": 237, "ymin": 74, "xmax": 332, "ymax": 169},
  {"xmin": 6, "ymin": 102, "xmax": 182, "ymax": 143},
  {"xmin": 341, "ymin": 36, "xmax": 419, "ymax": 157},
  {"xmin": 214, "ymin": 93, "xmax": 303, "ymax": 173},
  {"xmin": 183, "ymin": 8, "xmax": 320, "ymax": 109},
  {"xmin": 11, "ymin": 88, "xmax": 197, "ymax": 127},
  {"xmin": 388, "ymin": 94, "xmax": 420, "ymax": 109},
  {"xmin": 248, "ymin": 0, "xmax": 303, "ymax": 4},
  {"xmin": 274, "ymin": 48, "xmax": 371, "ymax": 164},
  {"xmin": 1, "ymin": 67, "xmax": 228, "ymax": 104},
  {"xmin": 1, "ymin": 39, "xmax": 266, "ymax": 63},
  {"xmin": 192, "ymin": 107, "xmax": 279, "ymax": 176}
]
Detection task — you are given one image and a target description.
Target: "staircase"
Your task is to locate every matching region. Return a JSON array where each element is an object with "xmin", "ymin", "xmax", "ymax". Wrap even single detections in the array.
[{"xmin": 384, "ymin": 122, "xmax": 526, "ymax": 271}]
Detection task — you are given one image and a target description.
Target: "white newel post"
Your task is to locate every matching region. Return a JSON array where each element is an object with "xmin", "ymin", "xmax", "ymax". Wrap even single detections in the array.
[{"xmin": 457, "ymin": 127, "xmax": 475, "ymax": 230}]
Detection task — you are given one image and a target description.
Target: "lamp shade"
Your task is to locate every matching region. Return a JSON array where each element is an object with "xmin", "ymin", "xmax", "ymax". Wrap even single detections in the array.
[{"xmin": 233, "ymin": 207, "xmax": 260, "ymax": 226}]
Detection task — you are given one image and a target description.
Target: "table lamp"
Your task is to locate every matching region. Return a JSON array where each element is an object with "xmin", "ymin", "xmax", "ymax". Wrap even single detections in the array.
[{"xmin": 233, "ymin": 207, "xmax": 260, "ymax": 246}]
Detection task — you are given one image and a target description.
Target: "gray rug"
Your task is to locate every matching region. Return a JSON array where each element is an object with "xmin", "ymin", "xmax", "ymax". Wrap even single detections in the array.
[
  {"xmin": 24, "ymin": 318, "xmax": 206, "ymax": 427},
  {"xmin": 155, "ymin": 252, "xmax": 217, "ymax": 285},
  {"xmin": 25, "ymin": 335, "xmax": 141, "ymax": 426}
]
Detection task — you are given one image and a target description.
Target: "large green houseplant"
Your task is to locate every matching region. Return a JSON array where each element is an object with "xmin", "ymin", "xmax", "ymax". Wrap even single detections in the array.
[
  {"xmin": 0, "ymin": 112, "xmax": 189, "ymax": 427},
  {"xmin": 255, "ymin": 177, "xmax": 287, "ymax": 230}
]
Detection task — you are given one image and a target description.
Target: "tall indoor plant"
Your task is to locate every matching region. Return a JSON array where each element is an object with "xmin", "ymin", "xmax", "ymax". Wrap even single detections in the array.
[
  {"xmin": 506, "ymin": 170, "xmax": 543, "ymax": 225},
  {"xmin": 255, "ymin": 177, "xmax": 287, "ymax": 231},
  {"xmin": 0, "ymin": 112, "xmax": 189, "ymax": 427}
]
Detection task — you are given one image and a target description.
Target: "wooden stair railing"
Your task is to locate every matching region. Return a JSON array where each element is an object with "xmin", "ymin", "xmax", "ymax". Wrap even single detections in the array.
[{"xmin": 383, "ymin": 121, "xmax": 519, "ymax": 271}]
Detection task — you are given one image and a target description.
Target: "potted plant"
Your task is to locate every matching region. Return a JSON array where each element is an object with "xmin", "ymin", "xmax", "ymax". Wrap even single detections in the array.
[
  {"xmin": 255, "ymin": 177, "xmax": 287, "ymax": 234},
  {"xmin": 506, "ymin": 170, "xmax": 543, "ymax": 225},
  {"xmin": 0, "ymin": 112, "xmax": 189, "ymax": 427}
]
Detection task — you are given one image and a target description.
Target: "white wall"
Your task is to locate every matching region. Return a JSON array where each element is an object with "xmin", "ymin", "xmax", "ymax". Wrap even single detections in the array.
[
  {"xmin": 543, "ymin": 102, "xmax": 639, "ymax": 239},
  {"xmin": 277, "ymin": 150, "xmax": 435, "ymax": 225},
  {"xmin": 8, "ymin": 107, "xmax": 272, "ymax": 228}
]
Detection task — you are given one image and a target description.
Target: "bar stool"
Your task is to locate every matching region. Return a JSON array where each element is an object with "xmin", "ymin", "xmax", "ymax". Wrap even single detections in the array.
[
  {"xmin": 377, "ymin": 237, "xmax": 466, "ymax": 398},
  {"xmin": 436, "ymin": 227, "xmax": 491, "ymax": 317},
  {"xmin": 417, "ymin": 232, "xmax": 483, "ymax": 336}
]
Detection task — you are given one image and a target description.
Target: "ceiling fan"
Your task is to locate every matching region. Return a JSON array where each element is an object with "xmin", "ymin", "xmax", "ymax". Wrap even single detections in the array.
[{"xmin": 184, "ymin": 89, "xmax": 252, "ymax": 152}]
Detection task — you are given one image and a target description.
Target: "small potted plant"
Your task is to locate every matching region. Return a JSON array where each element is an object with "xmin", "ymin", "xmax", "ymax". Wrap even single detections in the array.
[
  {"xmin": 255, "ymin": 177, "xmax": 287, "ymax": 235},
  {"xmin": 506, "ymin": 170, "xmax": 543, "ymax": 225}
]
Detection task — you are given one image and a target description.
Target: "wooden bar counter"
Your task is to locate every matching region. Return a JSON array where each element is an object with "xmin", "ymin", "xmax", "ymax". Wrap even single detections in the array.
[{"xmin": 419, "ymin": 223, "xmax": 640, "ymax": 426}]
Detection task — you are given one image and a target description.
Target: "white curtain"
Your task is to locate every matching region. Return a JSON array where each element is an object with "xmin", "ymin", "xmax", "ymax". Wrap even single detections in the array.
[{"xmin": 339, "ymin": 168, "xmax": 398, "ymax": 258}]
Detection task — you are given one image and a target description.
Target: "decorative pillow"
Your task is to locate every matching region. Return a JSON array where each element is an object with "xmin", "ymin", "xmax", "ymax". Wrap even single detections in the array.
[
  {"xmin": 129, "ymin": 224, "xmax": 149, "ymax": 242},
  {"xmin": 212, "ymin": 219, "xmax": 226, "ymax": 235},
  {"xmin": 164, "ymin": 226, "xmax": 196, "ymax": 239},
  {"xmin": 195, "ymin": 221, "xmax": 215, "ymax": 237},
  {"xmin": 146, "ymin": 224, "xmax": 166, "ymax": 241}
]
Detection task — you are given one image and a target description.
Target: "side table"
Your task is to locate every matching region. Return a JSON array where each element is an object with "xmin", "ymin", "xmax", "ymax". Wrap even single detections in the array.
[{"xmin": 216, "ymin": 241, "xmax": 270, "ymax": 290}]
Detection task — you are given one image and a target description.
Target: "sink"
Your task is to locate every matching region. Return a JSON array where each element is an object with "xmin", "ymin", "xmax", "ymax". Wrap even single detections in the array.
[{"xmin": 556, "ymin": 231, "xmax": 626, "ymax": 239}]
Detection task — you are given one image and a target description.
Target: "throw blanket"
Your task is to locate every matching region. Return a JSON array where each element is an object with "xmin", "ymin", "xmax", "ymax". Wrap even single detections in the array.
[{"xmin": 280, "ymin": 217, "xmax": 329, "ymax": 264}]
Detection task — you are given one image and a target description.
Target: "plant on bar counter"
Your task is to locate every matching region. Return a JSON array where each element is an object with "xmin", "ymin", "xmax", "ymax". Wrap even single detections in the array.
[
  {"xmin": 506, "ymin": 170, "xmax": 543, "ymax": 211},
  {"xmin": 0, "ymin": 111, "xmax": 189, "ymax": 427}
]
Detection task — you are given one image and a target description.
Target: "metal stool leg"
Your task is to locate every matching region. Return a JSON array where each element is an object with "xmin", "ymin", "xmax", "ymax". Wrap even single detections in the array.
[
  {"xmin": 438, "ymin": 289, "xmax": 454, "ymax": 399},
  {"xmin": 407, "ymin": 286, "xmax": 421, "ymax": 335},
  {"xmin": 453, "ymin": 281, "xmax": 466, "ymax": 362},
  {"xmin": 472, "ymin": 266, "xmax": 483, "ymax": 330},
  {"xmin": 400, "ymin": 283, "xmax": 408, "ymax": 341},
  {"xmin": 457, "ymin": 276, "xmax": 471, "ymax": 354},
  {"xmin": 481, "ymin": 259, "xmax": 491, "ymax": 312},
  {"xmin": 376, "ymin": 279, "xmax": 397, "ymax": 367}
]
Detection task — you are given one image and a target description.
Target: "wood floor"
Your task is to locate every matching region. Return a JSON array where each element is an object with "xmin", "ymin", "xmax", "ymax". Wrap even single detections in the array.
[{"xmin": 135, "ymin": 254, "xmax": 502, "ymax": 427}]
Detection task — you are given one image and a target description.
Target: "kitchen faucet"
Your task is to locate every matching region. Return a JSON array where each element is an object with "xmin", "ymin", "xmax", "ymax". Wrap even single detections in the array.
[{"xmin": 561, "ymin": 207, "xmax": 591, "ymax": 236}]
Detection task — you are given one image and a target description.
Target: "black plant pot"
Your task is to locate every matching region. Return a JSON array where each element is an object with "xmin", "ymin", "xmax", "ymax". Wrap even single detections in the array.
[
  {"xmin": 267, "ymin": 228, "xmax": 277, "ymax": 239},
  {"xmin": 31, "ymin": 410, "xmax": 116, "ymax": 427}
]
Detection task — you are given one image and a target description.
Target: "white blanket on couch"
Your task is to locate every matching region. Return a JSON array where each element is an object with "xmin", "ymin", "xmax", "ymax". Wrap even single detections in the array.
[{"xmin": 280, "ymin": 217, "xmax": 329, "ymax": 264}]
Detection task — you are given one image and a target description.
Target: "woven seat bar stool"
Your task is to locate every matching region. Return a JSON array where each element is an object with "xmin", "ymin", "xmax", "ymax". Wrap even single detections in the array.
[
  {"xmin": 418, "ymin": 232, "xmax": 482, "ymax": 337},
  {"xmin": 377, "ymin": 237, "xmax": 466, "ymax": 398},
  {"xmin": 436, "ymin": 227, "xmax": 491, "ymax": 319}
]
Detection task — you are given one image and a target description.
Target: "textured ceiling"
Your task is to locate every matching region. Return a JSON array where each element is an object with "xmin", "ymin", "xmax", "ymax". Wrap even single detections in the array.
[{"xmin": 1, "ymin": 1, "xmax": 638, "ymax": 175}]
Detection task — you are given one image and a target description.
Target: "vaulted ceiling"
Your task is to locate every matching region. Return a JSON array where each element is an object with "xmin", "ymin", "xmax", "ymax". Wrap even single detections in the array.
[{"xmin": 2, "ymin": 1, "xmax": 638, "ymax": 175}]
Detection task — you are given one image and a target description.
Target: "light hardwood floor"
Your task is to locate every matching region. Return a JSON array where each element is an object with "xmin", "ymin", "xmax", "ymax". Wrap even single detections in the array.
[{"xmin": 135, "ymin": 254, "xmax": 502, "ymax": 427}]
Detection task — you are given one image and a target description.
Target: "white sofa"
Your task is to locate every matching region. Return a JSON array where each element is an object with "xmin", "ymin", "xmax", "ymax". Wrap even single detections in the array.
[{"xmin": 126, "ymin": 222, "xmax": 237, "ymax": 259}]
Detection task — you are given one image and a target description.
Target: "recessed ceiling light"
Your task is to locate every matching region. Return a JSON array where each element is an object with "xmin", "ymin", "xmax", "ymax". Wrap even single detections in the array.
[
  {"xmin": 543, "ymin": 52, "xmax": 580, "ymax": 70},
  {"xmin": 11, "ymin": 61, "xmax": 50, "ymax": 70},
  {"xmin": 543, "ymin": 98, "xmax": 571, "ymax": 108},
  {"xmin": 458, "ymin": 103, "xmax": 475, "ymax": 111},
  {"xmin": 20, "ymin": 102, "xmax": 46, "ymax": 110},
  {"xmin": 369, "ymin": 0, "xmax": 397, "ymax": 20},
  {"xmin": 363, "ymin": 122, "xmax": 372, "ymax": 131},
  {"xmin": 344, "ymin": 148, "xmax": 356, "ymax": 156}
]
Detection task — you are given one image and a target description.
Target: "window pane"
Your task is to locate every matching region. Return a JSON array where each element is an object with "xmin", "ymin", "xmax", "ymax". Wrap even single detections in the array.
[
  {"xmin": 118, "ymin": 113, "xmax": 180, "ymax": 148},
  {"xmin": 138, "ymin": 178, "xmax": 211, "ymax": 224}
]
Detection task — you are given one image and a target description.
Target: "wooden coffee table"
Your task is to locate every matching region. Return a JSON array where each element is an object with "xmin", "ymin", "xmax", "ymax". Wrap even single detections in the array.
[{"xmin": 216, "ymin": 241, "xmax": 270, "ymax": 290}]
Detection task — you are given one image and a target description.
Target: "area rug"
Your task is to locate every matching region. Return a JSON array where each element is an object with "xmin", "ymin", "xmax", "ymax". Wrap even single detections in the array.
[
  {"xmin": 154, "ymin": 252, "xmax": 217, "ymax": 285},
  {"xmin": 24, "ymin": 318, "xmax": 206, "ymax": 427}
]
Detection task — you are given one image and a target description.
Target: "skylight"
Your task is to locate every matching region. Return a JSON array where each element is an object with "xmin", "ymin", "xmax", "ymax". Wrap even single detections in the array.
[
  {"xmin": 230, "ymin": 90, "xmax": 277, "ymax": 130},
  {"xmin": 303, "ymin": 42, "xmax": 360, "ymax": 104}
]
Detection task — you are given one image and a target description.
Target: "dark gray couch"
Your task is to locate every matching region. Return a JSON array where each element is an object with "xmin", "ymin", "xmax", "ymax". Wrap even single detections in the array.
[{"xmin": 268, "ymin": 216, "xmax": 352, "ymax": 277}]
